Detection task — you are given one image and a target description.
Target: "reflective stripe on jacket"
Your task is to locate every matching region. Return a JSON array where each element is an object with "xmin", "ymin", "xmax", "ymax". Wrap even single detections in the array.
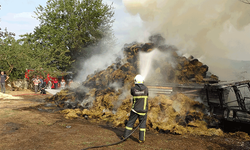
[{"xmin": 131, "ymin": 84, "xmax": 148, "ymax": 114}]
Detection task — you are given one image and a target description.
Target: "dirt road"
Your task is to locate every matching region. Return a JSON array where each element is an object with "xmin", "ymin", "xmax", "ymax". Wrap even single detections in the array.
[{"xmin": 1, "ymin": 90, "xmax": 250, "ymax": 150}]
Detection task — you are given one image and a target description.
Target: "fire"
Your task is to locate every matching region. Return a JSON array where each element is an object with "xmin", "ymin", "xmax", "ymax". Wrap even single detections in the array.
[{"xmin": 45, "ymin": 35, "xmax": 226, "ymax": 136}]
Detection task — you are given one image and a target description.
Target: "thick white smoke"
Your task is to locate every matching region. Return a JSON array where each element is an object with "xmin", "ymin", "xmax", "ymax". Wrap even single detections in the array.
[
  {"xmin": 75, "ymin": 42, "xmax": 123, "ymax": 82},
  {"xmin": 140, "ymin": 48, "xmax": 175, "ymax": 82},
  {"xmin": 123, "ymin": 0, "xmax": 250, "ymax": 80},
  {"xmin": 75, "ymin": 0, "xmax": 142, "ymax": 83}
]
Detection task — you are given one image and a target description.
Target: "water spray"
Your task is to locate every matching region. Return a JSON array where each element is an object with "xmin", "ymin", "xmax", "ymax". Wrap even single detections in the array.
[
  {"xmin": 139, "ymin": 48, "xmax": 173, "ymax": 85},
  {"xmin": 139, "ymin": 49, "xmax": 157, "ymax": 80}
]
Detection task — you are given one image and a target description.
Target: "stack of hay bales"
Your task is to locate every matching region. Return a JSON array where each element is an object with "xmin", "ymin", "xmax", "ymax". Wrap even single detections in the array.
[{"xmin": 46, "ymin": 35, "xmax": 222, "ymax": 136}]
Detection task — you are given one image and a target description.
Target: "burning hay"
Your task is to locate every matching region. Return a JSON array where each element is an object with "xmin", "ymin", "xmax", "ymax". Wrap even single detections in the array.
[
  {"xmin": 147, "ymin": 94, "xmax": 223, "ymax": 136},
  {"xmin": 53, "ymin": 92, "xmax": 223, "ymax": 136},
  {"xmin": 61, "ymin": 108, "xmax": 82, "ymax": 119},
  {"xmin": 46, "ymin": 35, "xmax": 222, "ymax": 136},
  {"xmin": 228, "ymin": 132, "xmax": 250, "ymax": 141}
]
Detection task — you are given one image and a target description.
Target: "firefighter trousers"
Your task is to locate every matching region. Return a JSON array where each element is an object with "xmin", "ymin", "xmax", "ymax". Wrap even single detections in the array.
[{"xmin": 124, "ymin": 111, "xmax": 147, "ymax": 141}]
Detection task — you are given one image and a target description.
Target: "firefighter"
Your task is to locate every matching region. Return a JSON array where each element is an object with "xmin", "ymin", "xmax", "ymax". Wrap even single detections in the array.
[{"xmin": 122, "ymin": 74, "xmax": 148, "ymax": 143}]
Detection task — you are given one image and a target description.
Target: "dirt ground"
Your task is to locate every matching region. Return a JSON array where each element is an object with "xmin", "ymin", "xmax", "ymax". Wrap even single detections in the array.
[{"xmin": 1, "ymin": 90, "xmax": 250, "ymax": 150}]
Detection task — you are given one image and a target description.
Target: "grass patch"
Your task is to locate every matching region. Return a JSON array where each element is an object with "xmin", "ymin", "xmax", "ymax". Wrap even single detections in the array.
[
  {"xmin": 24, "ymin": 120, "xmax": 32, "ymax": 124},
  {"xmin": 0, "ymin": 110, "xmax": 18, "ymax": 118},
  {"xmin": 82, "ymin": 141, "xmax": 95, "ymax": 146},
  {"xmin": 139, "ymin": 144, "xmax": 159, "ymax": 150},
  {"xmin": 59, "ymin": 123, "xmax": 67, "ymax": 127},
  {"xmin": 37, "ymin": 121, "xmax": 44, "ymax": 125},
  {"xmin": 47, "ymin": 123, "xmax": 53, "ymax": 126}
]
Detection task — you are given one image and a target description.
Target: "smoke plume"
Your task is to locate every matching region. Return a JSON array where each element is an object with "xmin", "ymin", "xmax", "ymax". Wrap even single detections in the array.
[
  {"xmin": 140, "ymin": 48, "xmax": 176, "ymax": 83},
  {"xmin": 123, "ymin": 0, "xmax": 250, "ymax": 80},
  {"xmin": 75, "ymin": 40, "xmax": 123, "ymax": 82}
]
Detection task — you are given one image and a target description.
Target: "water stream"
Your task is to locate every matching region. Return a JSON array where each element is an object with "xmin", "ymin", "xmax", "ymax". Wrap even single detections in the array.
[{"xmin": 139, "ymin": 49, "xmax": 157, "ymax": 81}]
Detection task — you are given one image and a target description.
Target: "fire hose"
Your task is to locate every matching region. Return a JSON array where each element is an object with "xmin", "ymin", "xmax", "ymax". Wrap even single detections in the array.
[{"xmin": 81, "ymin": 115, "xmax": 146, "ymax": 150}]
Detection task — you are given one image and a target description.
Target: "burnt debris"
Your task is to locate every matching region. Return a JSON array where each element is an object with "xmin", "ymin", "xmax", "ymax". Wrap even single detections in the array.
[{"xmin": 45, "ymin": 35, "xmax": 228, "ymax": 136}]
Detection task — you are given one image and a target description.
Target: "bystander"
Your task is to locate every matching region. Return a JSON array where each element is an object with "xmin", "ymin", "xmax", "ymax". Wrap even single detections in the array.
[
  {"xmin": 33, "ymin": 76, "xmax": 41, "ymax": 93},
  {"xmin": 54, "ymin": 78, "xmax": 59, "ymax": 89},
  {"xmin": 61, "ymin": 79, "xmax": 66, "ymax": 89},
  {"xmin": 0, "ymin": 71, "xmax": 9, "ymax": 93}
]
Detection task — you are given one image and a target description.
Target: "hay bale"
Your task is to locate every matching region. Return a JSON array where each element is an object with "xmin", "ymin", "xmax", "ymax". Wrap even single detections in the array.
[
  {"xmin": 47, "ymin": 39, "xmax": 222, "ymax": 136},
  {"xmin": 61, "ymin": 109, "xmax": 82, "ymax": 119}
]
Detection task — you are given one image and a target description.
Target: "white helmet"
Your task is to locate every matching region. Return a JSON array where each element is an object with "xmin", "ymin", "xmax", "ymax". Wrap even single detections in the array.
[{"xmin": 134, "ymin": 74, "xmax": 144, "ymax": 84}]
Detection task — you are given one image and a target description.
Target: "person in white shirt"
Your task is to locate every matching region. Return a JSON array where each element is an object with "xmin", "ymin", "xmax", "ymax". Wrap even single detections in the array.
[
  {"xmin": 61, "ymin": 79, "xmax": 66, "ymax": 89},
  {"xmin": 33, "ymin": 76, "xmax": 41, "ymax": 93}
]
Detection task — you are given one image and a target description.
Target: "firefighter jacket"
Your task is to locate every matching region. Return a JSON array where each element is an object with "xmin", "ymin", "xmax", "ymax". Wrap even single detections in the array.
[{"xmin": 131, "ymin": 84, "xmax": 148, "ymax": 115}]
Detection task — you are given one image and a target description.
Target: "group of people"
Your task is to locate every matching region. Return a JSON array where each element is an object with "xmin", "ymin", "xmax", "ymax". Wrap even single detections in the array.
[
  {"xmin": 46, "ymin": 78, "xmax": 66, "ymax": 89},
  {"xmin": 32, "ymin": 76, "xmax": 67, "ymax": 94},
  {"xmin": 32, "ymin": 76, "xmax": 46, "ymax": 94}
]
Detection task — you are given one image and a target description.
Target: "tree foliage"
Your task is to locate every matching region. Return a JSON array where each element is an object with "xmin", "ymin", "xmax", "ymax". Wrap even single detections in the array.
[
  {"xmin": 0, "ymin": 0, "xmax": 115, "ymax": 80},
  {"xmin": 0, "ymin": 28, "xmax": 25, "ymax": 79},
  {"xmin": 22, "ymin": 0, "xmax": 115, "ymax": 71},
  {"xmin": 0, "ymin": 28, "xmax": 68, "ymax": 80}
]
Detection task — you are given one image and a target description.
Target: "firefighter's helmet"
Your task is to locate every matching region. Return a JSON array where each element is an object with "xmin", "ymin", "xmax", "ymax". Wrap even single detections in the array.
[{"xmin": 134, "ymin": 74, "xmax": 144, "ymax": 84}]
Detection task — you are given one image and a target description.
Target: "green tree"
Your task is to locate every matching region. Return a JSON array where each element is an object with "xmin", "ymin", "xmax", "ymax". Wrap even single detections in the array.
[
  {"xmin": 22, "ymin": 0, "xmax": 114, "ymax": 72},
  {"xmin": 0, "ymin": 28, "xmax": 68, "ymax": 80},
  {"xmin": 0, "ymin": 28, "xmax": 25, "ymax": 79}
]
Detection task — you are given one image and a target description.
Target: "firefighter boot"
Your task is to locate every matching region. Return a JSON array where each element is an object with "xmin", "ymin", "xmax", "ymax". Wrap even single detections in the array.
[
  {"xmin": 138, "ymin": 140, "xmax": 145, "ymax": 143},
  {"xmin": 139, "ymin": 128, "xmax": 146, "ymax": 143}
]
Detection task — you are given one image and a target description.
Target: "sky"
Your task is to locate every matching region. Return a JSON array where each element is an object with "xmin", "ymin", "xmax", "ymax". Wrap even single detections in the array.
[
  {"xmin": 1, "ymin": 0, "xmax": 250, "ymax": 61},
  {"xmin": 0, "ymin": 0, "xmax": 145, "ymax": 46},
  {"xmin": 2, "ymin": 0, "xmax": 250, "ymax": 81},
  {"xmin": 0, "ymin": 0, "xmax": 46, "ymax": 37}
]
